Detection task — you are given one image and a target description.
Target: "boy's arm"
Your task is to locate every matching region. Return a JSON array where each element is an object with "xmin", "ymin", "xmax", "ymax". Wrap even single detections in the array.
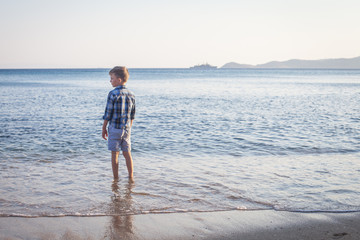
[
  {"xmin": 102, "ymin": 120, "xmax": 108, "ymax": 140},
  {"xmin": 130, "ymin": 98, "xmax": 135, "ymax": 128},
  {"xmin": 102, "ymin": 92, "xmax": 114, "ymax": 140}
]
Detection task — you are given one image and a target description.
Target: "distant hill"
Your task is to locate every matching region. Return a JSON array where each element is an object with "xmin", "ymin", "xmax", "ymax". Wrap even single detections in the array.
[
  {"xmin": 221, "ymin": 56, "xmax": 360, "ymax": 69},
  {"xmin": 222, "ymin": 62, "xmax": 254, "ymax": 68}
]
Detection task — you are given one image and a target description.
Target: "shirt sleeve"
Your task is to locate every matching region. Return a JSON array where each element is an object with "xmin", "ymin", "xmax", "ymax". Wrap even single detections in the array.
[
  {"xmin": 103, "ymin": 92, "xmax": 114, "ymax": 121},
  {"xmin": 130, "ymin": 98, "xmax": 136, "ymax": 120}
]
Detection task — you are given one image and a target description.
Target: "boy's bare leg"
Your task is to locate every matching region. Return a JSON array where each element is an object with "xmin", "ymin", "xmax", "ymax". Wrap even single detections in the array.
[
  {"xmin": 123, "ymin": 151, "xmax": 133, "ymax": 179},
  {"xmin": 111, "ymin": 151, "xmax": 120, "ymax": 180}
]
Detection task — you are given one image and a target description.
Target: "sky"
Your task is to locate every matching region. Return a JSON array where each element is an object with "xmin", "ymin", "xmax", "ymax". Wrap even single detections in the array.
[{"xmin": 1, "ymin": 0, "xmax": 360, "ymax": 68}]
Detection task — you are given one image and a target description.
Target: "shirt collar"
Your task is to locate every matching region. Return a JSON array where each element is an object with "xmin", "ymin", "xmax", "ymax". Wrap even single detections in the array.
[{"xmin": 115, "ymin": 85, "xmax": 127, "ymax": 89}]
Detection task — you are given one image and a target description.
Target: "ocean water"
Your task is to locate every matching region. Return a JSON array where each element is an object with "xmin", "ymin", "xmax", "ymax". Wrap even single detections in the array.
[{"xmin": 0, "ymin": 68, "xmax": 359, "ymax": 217}]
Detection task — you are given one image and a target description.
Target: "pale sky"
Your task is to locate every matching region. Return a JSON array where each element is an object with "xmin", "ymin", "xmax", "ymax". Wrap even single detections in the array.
[{"xmin": 1, "ymin": 0, "xmax": 360, "ymax": 68}]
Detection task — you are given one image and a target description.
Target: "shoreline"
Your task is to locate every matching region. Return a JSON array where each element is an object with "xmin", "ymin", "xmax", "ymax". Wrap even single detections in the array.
[{"xmin": 1, "ymin": 210, "xmax": 360, "ymax": 239}]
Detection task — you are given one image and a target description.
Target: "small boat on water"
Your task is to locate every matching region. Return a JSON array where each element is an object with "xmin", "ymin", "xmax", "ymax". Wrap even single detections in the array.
[{"xmin": 190, "ymin": 63, "xmax": 217, "ymax": 69}]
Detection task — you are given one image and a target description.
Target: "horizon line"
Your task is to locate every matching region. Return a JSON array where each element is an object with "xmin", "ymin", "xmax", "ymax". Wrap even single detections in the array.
[{"xmin": 1, "ymin": 67, "xmax": 360, "ymax": 70}]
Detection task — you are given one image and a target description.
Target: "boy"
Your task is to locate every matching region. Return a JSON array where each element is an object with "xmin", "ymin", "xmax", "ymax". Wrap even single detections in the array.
[{"xmin": 102, "ymin": 66, "xmax": 136, "ymax": 180}]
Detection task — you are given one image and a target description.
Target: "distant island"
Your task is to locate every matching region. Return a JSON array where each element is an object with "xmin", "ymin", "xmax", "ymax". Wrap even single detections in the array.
[
  {"xmin": 190, "ymin": 63, "xmax": 217, "ymax": 69},
  {"xmin": 221, "ymin": 56, "xmax": 360, "ymax": 69}
]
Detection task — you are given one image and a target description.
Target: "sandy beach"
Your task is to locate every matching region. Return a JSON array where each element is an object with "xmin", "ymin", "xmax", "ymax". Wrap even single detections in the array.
[{"xmin": 1, "ymin": 210, "xmax": 360, "ymax": 240}]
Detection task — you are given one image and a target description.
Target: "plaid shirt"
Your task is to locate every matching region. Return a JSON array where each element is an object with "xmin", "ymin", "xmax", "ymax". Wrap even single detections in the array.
[{"xmin": 103, "ymin": 85, "xmax": 136, "ymax": 129}]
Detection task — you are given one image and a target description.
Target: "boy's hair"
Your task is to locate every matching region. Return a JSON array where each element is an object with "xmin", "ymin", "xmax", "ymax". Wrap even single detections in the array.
[{"xmin": 109, "ymin": 66, "xmax": 129, "ymax": 83}]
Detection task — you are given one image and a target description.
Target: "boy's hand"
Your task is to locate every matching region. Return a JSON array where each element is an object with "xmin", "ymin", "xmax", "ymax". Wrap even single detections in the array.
[
  {"xmin": 102, "ymin": 128, "xmax": 108, "ymax": 140},
  {"xmin": 102, "ymin": 120, "xmax": 108, "ymax": 140}
]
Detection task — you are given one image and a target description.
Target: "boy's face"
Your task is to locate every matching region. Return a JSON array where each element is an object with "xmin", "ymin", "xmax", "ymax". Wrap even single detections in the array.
[{"xmin": 109, "ymin": 73, "xmax": 123, "ymax": 87}]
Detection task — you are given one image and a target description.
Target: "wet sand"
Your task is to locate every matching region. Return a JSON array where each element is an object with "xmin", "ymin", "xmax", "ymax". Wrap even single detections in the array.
[{"xmin": 1, "ymin": 210, "xmax": 360, "ymax": 240}]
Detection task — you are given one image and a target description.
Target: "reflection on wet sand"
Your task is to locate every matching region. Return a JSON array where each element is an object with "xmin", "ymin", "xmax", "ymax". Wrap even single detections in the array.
[{"xmin": 105, "ymin": 179, "xmax": 135, "ymax": 239}]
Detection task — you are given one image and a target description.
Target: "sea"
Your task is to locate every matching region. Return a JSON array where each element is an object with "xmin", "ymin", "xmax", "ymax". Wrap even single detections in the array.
[{"xmin": 0, "ymin": 68, "xmax": 359, "ymax": 217}]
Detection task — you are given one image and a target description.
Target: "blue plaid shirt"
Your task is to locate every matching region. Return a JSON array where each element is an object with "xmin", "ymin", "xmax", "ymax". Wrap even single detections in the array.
[{"xmin": 103, "ymin": 85, "xmax": 136, "ymax": 129}]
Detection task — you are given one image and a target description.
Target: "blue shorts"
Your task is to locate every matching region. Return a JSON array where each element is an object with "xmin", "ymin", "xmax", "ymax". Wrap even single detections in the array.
[{"xmin": 108, "ymin": 125, "xmax": 131, "ymax": 152}]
